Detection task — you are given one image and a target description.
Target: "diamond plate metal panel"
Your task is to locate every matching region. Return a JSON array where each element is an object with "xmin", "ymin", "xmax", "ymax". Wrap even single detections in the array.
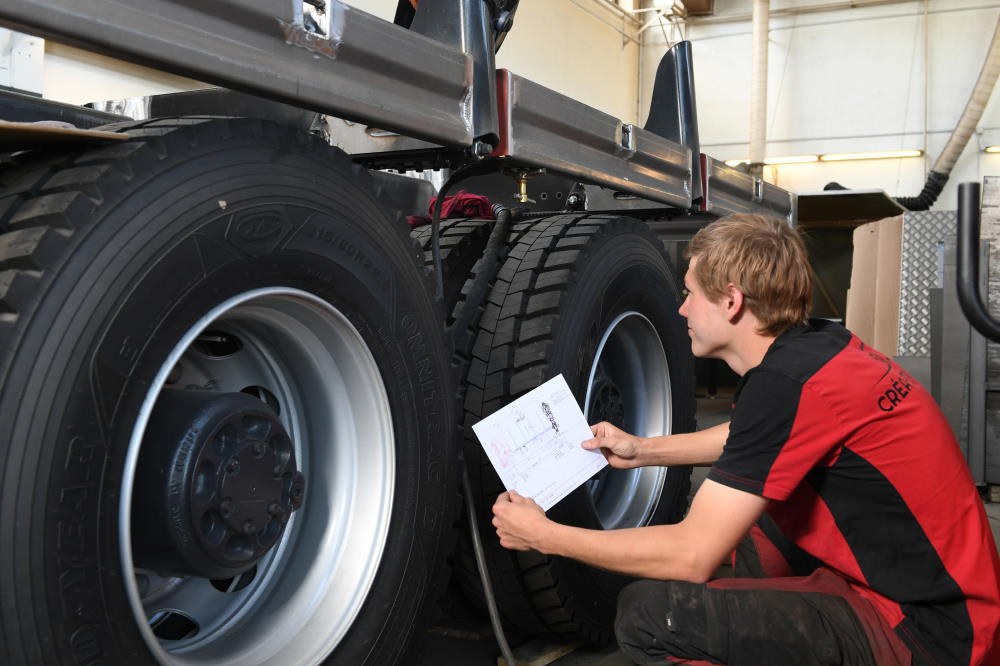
[{"xmin": 898, "ymin": 211, "xmax": 956, "ymax": 357}]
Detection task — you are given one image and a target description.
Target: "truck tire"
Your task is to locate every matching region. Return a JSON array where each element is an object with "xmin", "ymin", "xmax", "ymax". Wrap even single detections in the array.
[
  {"xmin": 0, "ymin": 117, "xmax": 458, "ymax": 665},
  {"xmin": 462, "ymin": 213, "xmax": 695, "ymax": 643},
  {"xmin": 411, "ymin": 217, "xmax": 494, "ymax": 322}
]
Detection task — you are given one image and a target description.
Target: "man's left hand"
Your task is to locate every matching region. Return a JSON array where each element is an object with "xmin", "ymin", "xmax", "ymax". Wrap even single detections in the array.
[{"xmin": 492, "ymin": 490, "xmax": 549, "ymax": 551}]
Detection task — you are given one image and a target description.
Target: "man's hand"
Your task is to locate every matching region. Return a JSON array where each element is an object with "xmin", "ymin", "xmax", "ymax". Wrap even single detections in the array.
[
  {"xmin": 492, "ymin": 490, "xmax": 550, "ymax": 551},
  {"xmin": 582, "ymin": 421, "xmax": 644, "ymax": 469}
]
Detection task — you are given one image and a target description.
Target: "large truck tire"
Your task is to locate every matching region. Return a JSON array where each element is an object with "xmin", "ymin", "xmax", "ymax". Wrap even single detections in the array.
[
  {"xmin": 0, "ymin": 117, "xmax": 459, "ymax": 665},
  {"xmin": 411, "ymin": 217, "xmax": 495, "ymax": 321},
  {"xmin": 462, "ymin": 213, "xmax": 695, "ymax": 643}
]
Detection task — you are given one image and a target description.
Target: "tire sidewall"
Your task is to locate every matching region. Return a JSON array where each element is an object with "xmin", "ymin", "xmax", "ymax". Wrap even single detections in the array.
[{"xmin": 0, "ymin": 123, "xmax": 455, "ymax": 665}]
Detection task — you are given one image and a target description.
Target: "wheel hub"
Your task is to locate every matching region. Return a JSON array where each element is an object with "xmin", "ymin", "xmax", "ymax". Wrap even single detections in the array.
[
  {"xmin": 132, "ymin": 389, "xmax": 305, "ymax": 579},
  {"xmin": 588, "ymin": 372, "xmax": 626, "ymax": 429}
]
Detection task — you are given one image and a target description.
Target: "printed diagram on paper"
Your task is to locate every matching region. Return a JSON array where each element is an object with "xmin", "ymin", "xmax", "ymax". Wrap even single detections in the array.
[
  {"xmin": 479, "ymin": 407, "xmax": 572, "ymax": 482},
  {"xmin": 472, "ymin": 374, "xmax": 607, "ymax": 511}
]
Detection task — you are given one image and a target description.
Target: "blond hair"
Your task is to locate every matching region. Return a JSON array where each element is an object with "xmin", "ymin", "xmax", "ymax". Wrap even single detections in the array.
[{"xmin": 686, "ymin": 214, "xmax": 812, "ymax": 337}]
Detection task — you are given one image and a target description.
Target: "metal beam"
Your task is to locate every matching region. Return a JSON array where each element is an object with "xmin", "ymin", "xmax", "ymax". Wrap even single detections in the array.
[
  {"xmin": 701, "ymin": 157, "xmax": 793, "ymax": 222},
  {"xmin": 0, "ymin": 0, "xmax": 474, "ymax": 147},
  {"xmin": 496, "ymin": 71, "xmax": 692, "ymax": 209}
]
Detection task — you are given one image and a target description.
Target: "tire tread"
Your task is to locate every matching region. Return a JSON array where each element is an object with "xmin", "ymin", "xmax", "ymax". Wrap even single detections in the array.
[{"xmin": 459, "ymin": 213, "xmax": 695, "ymax": 643}]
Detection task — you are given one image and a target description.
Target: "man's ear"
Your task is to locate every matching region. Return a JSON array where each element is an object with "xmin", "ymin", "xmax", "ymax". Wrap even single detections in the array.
[{"xmin": 724, "ymin": 283, "xmax": 745, "ymax": 322}]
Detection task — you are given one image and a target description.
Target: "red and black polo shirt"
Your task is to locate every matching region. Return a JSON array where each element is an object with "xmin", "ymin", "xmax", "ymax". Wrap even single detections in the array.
[{"xmin": 708, "ymin": 319, "xmax": 1000, "ymax": 666}]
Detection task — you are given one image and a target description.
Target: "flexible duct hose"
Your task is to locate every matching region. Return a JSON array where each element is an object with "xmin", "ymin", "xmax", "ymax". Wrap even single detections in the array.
[
  {"xmin": 898, "ymin": 15, "xmax": 1000, "ymax": 210},
  {"xmin": 895, "ymin": 170, "xmax": 949, "ymax": 211}
]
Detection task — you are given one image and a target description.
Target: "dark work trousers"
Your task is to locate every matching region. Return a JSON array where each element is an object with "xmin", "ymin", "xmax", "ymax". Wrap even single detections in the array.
[{"xmin": 614, "ymin": 524, "xmax": 913, "ymax": 666}]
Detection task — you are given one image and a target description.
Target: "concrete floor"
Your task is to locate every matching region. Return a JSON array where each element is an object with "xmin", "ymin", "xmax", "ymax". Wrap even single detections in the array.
[{"xmin": 427, "ymin": 394, "xmax": 1000, "ymax": 665}]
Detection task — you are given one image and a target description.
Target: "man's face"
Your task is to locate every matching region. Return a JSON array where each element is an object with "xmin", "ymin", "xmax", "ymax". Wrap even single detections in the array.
[{"xmin": 678, "ymin": 257, "xmax": 731, "ymax": 358}]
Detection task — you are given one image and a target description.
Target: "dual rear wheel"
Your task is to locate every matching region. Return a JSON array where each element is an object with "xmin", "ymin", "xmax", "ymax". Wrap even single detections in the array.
[{"xmin": 0, "ymin": 118, "xmax": 694, "ymax": 665}]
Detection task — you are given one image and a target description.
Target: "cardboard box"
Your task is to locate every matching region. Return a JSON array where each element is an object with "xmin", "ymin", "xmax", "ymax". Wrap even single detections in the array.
[{"xmin": 845, "ymin": 215, "xmax": 902, "ymax": 355}]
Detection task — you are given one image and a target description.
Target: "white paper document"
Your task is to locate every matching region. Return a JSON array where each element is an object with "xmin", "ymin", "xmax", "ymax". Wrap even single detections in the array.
[{"xmin": 471, "ymin": 374, "xmax": 607, "ymax": 511}]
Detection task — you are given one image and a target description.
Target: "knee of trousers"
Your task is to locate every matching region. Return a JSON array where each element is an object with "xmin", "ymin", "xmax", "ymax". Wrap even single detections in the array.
[{"xmin": 614, "ymin": 579, "xmax": 707, "ymax": 656}]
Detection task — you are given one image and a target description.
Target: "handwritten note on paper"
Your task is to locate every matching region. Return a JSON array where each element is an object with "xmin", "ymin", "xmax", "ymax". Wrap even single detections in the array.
[{"xmin": 471, "ymin": 374, "xmax": 607, "ymax": 511}]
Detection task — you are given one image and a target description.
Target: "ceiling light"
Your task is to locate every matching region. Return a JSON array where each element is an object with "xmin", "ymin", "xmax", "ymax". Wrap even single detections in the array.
[
  {"xmin": 985, "ymin": 146, "xmax": 1000, "ymax": 153},
  {"xmin": 724, "ymin": 155, "xmax": 819, "ymax": 167},
  {"xmin": 820, "ymin": 150, "xmax": 923, "ymax": 161},
  {"xmin": 725, "ymin": 150, "xmax": 924, "ymax": 166},
  {"xmin": 764, "ymin": 155, "xmax": 819, "ymax": 165}
]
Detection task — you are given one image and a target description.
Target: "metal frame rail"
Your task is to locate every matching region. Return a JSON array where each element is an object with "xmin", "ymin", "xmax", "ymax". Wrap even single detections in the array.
[
  {"xmin": 0, "ymin": 0, "xmax": 476, "ymax": 146},
  {"xmin": 0, "ymin": 0, "xmax": 795, "ymax": 216}
]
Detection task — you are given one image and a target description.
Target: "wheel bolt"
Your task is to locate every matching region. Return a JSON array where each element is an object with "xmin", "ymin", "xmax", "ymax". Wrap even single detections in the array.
[
  {"xmin": 273, "ymin": 464, "xmax": 283, "ymax": 478},
  {"xmin": 221, "ymin": 498, "xmax": 233, "ymax": 517},
  {"xmin": 227, "ymin": 457, "xmax": 240, "ymax": 474},
  {"xmin": 252, "ymin": 442, "xmax": 265, "ymax": 457},
  {"xmin": 243, "ymin": 519, "xmax": 256, "ymax": 534},
  {"xmin": 267, "ymin": 501, "xmax": 281, "ymax": 516}
]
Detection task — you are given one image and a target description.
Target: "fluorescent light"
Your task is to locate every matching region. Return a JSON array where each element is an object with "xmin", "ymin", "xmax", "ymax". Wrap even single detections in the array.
[
  {"xmin": 724, "ymin": 155, "xmax": 819, "ymax": 167},
  {"xmin": 820, "ymin": 150, "xmax": 923, "ymax": 162},
  {"xmin": 985, "ymin": 146, "xmax": 1000, "ymax": 153},
  {"xmin": 765, "ymin": 154, "xmax": 819, "ymax": 165},
  {"xmin": 725, "ymin": 150, "xmax": 923, "ymax": 166}
]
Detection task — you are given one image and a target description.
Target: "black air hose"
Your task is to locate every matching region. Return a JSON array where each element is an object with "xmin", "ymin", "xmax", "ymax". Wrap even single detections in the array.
[
  {"xmin": 462, "ymin": 459, "xmax": 516, "ymax": 666},
  {"xmin": 446, "ymin": 204, "xmax": 518, "ymax": 665},
  {"xmin": 447, "ymin": 203, "xmax": 513, "ymax": 340},
  {"xmin": 433, "ymin": 196, "xmax": 517, "ymax": 664}
]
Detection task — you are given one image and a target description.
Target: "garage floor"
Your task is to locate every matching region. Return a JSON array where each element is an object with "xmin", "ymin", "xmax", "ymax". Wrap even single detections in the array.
[{"xmin": 426, "ymin": 394, "xmax": 1000, "ymax": 666}]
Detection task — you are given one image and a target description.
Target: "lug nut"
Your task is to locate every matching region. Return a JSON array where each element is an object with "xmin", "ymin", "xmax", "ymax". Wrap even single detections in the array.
[
  {"xmin": 221, "ymin": 498, "xmax": 233, "ymax": 517},
  {"xmin": 252, "ymin": 442, "xmax": 265, "ymax": 458},
  {"xmin": 267, "ymin": 501, "xmax": 281, "ymax": 516},
  {"xmin": 243, "ymin": 519, "xmax": 256, "ymax": 534},
  {"xmin": 273, "ymin": 464, "xmax": 284, "ymax": 478},
  {"xmin": 226, "ymin": 457, "xmax": 240, "ymax": 474}
]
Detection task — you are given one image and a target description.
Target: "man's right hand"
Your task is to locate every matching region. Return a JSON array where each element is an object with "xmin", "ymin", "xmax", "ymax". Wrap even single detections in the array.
[{"xmin": 582, "ymin": 422, "xmax": 644, "ymax": 469}]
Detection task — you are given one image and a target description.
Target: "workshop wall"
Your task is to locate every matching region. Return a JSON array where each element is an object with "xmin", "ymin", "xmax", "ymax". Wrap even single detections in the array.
[
  {"xmin": 37, "ymin": 0, "xmax": 640, "ymax": 126},
  {"xmin": 360, "ymin": 0, "xmax": 642, "ymax": 124},
  {"xmin": 639, "ymin": 0, "xmax": 1000, "ymax": 209},
  {"xmin": 495, "ymin": 0, "xmax": 641, "ymax": 124},
  {"xmin": 41, "ymin": 42, "xmax": 203, "ymax": 104}
]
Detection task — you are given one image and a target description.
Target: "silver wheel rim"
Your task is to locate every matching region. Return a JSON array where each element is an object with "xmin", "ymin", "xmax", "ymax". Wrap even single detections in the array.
[
  {"xmin": 119, "ymin": 288, "xmax": 394, "ymax": 665},
  {"xmin": 583, "ymin": 311, "xmax": 671, "ymax": 530}
]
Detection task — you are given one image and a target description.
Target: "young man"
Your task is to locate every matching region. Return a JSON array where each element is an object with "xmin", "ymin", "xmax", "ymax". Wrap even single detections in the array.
[{"xmin": 492, "ymin": 214, "xmax": 1000, "ymax": 665}]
